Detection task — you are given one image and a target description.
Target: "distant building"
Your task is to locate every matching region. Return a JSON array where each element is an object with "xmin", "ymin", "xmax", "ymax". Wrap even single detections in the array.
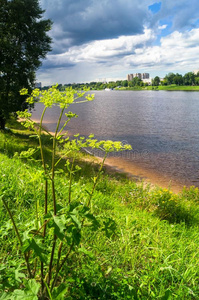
[
  {"xmin": 127, "ymin": 73, "xmax": 150, "ymax": 81},
  {"xmin": 142, "ymin": 78, "xmax": 152, "ymax": 85},
  {"xmin": 127, "ymin": 74, "xmax": 133, "ymax": 81},
  {"xmin": 134, "ymin": 73, "xmax": 142, "ymax": 79},
  {"xmin": 142, "ymin": 73, "xmax": 150, "ymax": 79},
  {"xmin": 35, "ymin": 82, "xmax": 42, "ymax": 88}
]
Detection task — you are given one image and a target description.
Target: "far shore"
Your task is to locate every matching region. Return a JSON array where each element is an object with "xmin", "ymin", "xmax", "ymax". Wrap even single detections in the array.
[{"xmin": 115, "ymin": 85, "xmax": 199, "ymax": 91}]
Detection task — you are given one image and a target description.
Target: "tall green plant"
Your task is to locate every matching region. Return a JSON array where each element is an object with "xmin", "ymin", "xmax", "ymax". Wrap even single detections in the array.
[{"xmin": 2, "ymin": 85, "xmax": 131, "ymax": 299}]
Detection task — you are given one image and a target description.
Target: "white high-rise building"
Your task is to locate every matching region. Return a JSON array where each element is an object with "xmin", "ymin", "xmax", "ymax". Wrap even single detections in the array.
[
  {"xmin": 142, "ymin": 73, "xmax": 150, "ymax": 79},
  {"xmin": 127, "ymin": 73, "xmax": 150, "ymax": 81}
]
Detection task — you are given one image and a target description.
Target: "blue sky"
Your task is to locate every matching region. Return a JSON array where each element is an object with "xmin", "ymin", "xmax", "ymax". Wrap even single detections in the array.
[{"xmin": 38, "ymin": 0, "xmax": 199, "ymax": 85}]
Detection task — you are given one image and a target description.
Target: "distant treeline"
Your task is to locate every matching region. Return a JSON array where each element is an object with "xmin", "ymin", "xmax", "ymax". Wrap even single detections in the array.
[
  {"xmin": 161, "ymin": 72, "xmax": 199, "ymax": 86},
  {"xmin": 41, "ymin": 71, "xmax": 199, "ymax": 90}
]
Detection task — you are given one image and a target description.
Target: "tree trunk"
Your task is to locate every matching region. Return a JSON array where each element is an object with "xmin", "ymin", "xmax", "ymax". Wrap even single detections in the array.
[{"xmin": 0, "ymin": 115, "xmax": 6, "ymax": 130}]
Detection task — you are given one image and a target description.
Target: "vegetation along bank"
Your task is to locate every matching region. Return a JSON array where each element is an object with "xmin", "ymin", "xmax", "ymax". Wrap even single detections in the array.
[{"xmin": 0, "ymin": 86, "xmax": 199, "ymax": 299}]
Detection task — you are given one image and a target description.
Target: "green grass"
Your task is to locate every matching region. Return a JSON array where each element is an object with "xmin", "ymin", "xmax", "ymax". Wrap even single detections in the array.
[
  {"xmin": 116, "ymin": 85, "xmax": 199, "ymax": 91},
  {"xmin": 1, "ymin": 120, "xmax": 199, "ymax": 299},
  {"xmin": 157, "ymin": 85, "xmax": 199, "ymax": 91}
]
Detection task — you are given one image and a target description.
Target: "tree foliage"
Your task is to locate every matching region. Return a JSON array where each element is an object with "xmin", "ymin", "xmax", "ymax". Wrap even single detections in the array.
[
  {"xmin": 152, "ymin": 76, "xmax": 160, "ymax": 86},
  {"xmin": 0, "ymin": 0, "xmax": 52, "ymax": 129},
  {"xmin": 164, "ymin": 72, "xmax": 197, "ymax": 86}
]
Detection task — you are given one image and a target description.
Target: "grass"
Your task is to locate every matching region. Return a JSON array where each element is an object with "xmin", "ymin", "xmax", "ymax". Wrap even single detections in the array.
[
  {"xmin": 1, "ymin": 119, "xmax": 199, "ymax": 299},
  {"xmin": 116, "ymin": 85, "xmax": 199, "ymax": 91},
  {"xmin": 156, "ymin": 85, "xmax": 199, "ymax": 91}
]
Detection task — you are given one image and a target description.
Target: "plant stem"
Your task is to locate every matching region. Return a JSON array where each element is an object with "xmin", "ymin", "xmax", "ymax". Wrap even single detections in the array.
[
  {"xmin": 47, "ymin": 236, "xmax": 57, "ymax": 286},
  {"xmin": 68, "ymin": 158, "xmax": 75, "ymax": 204},
  {"xmin": 87, "ymin": 153, "xmax": 107, "ymax": 208},
  {"xmin": 38, "ymin": 107, "xmax": 47, "ymax": 171},
  {"xmin": 2, "ymin": 197, "xmax": 32, "ymax": 278},
  {"xmin": 50, "ymin": 241, "xmax": 63, "ymax": 292},
  {"xmin": 52, "ymin": 107, "xmax": 65, "ymax": 215},
  {"xmin": 50, "ymin": 241, "xmax": 74, "ymax": 291},
  {"xmin": 37, "ymin": 106, "xmax": 49, "ymax": 291},
  {"xmin": 47, "ymin": 108, "xmax": 65, "ymax": 287}
]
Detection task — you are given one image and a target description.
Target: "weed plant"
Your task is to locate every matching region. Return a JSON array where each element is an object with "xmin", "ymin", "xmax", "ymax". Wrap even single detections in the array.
[{"xmin": 0, "ymin": 86, "xmax": 131, "ymax": 299}]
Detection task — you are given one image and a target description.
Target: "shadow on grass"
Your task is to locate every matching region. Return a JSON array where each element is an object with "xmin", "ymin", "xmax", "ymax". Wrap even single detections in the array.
[{"xmin": 1, "ymin": 123, "xmax": 130, "ymax": 184}]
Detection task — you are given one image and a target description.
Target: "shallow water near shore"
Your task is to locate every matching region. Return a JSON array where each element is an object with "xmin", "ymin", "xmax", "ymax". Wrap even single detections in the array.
[{"xmin": 31, "ymin": 90, "xmax": 199, "ymax": 191}]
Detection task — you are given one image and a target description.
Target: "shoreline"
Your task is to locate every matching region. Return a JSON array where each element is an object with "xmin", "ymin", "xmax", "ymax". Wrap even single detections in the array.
[
  {"xmin": 27, "ymin": 119, "xmax": 188, "ymax": 194},
  {"xmin": 114, "ymin": 86, "xmax": 199, "ymax": 91},
  {"xmin": 104, "ymin": 157, "xmax": 184, "ymax": 193},
  {"xmin": 82, "ymin": 154, "xmax": 185, "ymax": 194}
]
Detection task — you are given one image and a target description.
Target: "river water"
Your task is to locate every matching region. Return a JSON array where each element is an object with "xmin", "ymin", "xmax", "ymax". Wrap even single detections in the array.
[{"xmin": 31, "ymin": 90, "xmax": 199, "ymax": 191}]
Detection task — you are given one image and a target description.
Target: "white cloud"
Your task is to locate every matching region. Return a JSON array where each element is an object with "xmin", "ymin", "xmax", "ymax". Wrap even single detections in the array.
[
  {"xmin": 158, "ymin": 24, "xmax": 167, "ymax": 30},
  {"xmin": 38, "ymin": 27, "xmax": 199, "ymax": 84},
  {"xmin": 124, "ymin": 28, "xmax": 199, "ymax": 72},
  {"xmin": 44, "ymin": 28, "xmax": 155, "ymax": 67}
]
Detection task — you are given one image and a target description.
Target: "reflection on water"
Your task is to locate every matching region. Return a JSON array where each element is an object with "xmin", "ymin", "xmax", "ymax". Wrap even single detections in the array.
[{"xmin": 31, "ymin": 90, "xmax": 199, "ymax": 190}]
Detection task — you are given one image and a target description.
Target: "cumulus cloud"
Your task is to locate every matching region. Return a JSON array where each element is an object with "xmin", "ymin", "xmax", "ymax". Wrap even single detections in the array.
[
  {"xmin": 42, "ymin": 28, "xmax": 155, "ymax": 71},
  {"xmin": 44, "ymin": 28, "xmax": 199, "ymax": 70},
  {"xmin": 37, "ymin": 0, "xmax": 199, "ymax": 84},
  {"xmin": 124, "ymin": 28, "xmax": 199, "ymax": 71},
  {"xmin": 68, "ymin": 28, "xmax": 155, "ymax": 62}
]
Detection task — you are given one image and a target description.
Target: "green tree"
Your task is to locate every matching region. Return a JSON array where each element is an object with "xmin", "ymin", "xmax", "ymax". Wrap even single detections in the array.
[
  {"xmin": 183, "ymin": 72, "xmax": 195, "ymax": 86},
  {"xmin": 152, "ymin": 76, "xmax": 160, "ymax": 86},
  {"xmin": 173, "ymin": 73, "xmax": 183, "ymax": 85},
  {"xmin": 0, "ymin": 0, "xmax": 52, "ymax": 129},
  {"xmin": 129, "ymin": 77, "xmax": 142, "ymax": 87},
  {"xmin": 161, "ymin": 78, "xmax": 168, "ymax": 86},
  {"xmin": 195, "ymin": 77, "xmax": 199, "ymax": 85},
  {"xmin": 121, "ymin": 80, "xmax": 128, "ymax": 87},
  {"xmin": 107, "ymin": 81, "xmax": 117, "ymax": 89},
  {"xmin": 164, "ymin": 73, "xmax": 175, "ymax": 85}
]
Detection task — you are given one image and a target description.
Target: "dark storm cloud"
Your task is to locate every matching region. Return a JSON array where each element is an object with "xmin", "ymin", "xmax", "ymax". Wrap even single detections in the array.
[
  {"xmin": 40, "ymin": 0, "xmax": 152, "ymax": 53},
  {"xmin": 41, "ymin": 59, "xmax": 75, "ymax": 70}
]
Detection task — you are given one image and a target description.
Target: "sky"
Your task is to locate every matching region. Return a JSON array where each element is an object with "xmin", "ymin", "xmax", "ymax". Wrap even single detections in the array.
[{"xmin": 37, "ymin": 0, "xmax": 199, "ymax": 85}]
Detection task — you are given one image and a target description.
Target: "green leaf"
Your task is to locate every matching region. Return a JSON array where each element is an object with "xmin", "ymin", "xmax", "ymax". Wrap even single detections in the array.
[
  {"xmin": 161, "ymin": 289, "xmax": 171, "ymax": 300},
  {"xmin": 72, "ymin": 227, "xmax": 81, "ymax": 245},
  {"xmin": 14, "ymin": 267, "xmax": 26, "ymax": 282},
  {"xmin": 0, "ymin": 292, "xmax": 12, "ymax": 300},
  {"xmin": 52, "ymin": 283, "xmax": 71, "ymax": 300},
  {"xmin": 27, "ymin": 280, "xmax": 40, "ymax": 296},
  {"xmin": 21, "ymin": 238, "xmax": 33, "ymax": 253},
  {"xmin": 102, "ymin": 218, "xmax": 117, "ymax": 238},
  {"xmin": 12, "ymin": 279, "xmax": 40, "ymax": 299},
  {"xmin": 70, "ymin": 213, "xmax": 81, "ymax": 229},
  {"xmin": 53, "ymin": 215, "xmax": 66, "ymax": 240},
  {"xmin": 85, "ymin": 213, "xmax": 100, "ymax": 230},
  {"xmin": 22, "ymin": 238, "xmax": 47, "ymax": 263},
  {"xmin": 31, "ymin": 239, "xmax": 47, "ymax": 263}
]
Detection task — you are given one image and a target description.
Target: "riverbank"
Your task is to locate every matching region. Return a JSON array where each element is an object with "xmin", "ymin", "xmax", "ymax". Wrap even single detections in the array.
[
  {"xmin": 0, "ymin": 118, "xmax": 193, "ymax": 194},
  {"xmin": 116, "ymin": 85, "xmax": 199, "ymax": 91},
  {"xmin": 102, "ymin": 157, "xmax": 184, "ymax": 193},
  {"xmin": 17, "ymin": 116, "xmax": 191, "ymax": 194},
  {"xmin": 1, "ymin": 119, "xmax": 199, "ymax": 299},
  {"xmin": 80, "ymin": 152, "xmax": 184, "ymax": 193}
]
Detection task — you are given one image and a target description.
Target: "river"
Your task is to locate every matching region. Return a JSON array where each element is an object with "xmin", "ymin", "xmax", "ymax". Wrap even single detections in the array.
[{"xmin": 31, "ymin": 90, "xmax": 199, "ymax": 192}]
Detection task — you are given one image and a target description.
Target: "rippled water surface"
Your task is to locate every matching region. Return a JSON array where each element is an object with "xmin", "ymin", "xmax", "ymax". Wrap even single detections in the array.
[{"xmin": 31, "ymin": 90, "xmax": 199, "ymax": 188}]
